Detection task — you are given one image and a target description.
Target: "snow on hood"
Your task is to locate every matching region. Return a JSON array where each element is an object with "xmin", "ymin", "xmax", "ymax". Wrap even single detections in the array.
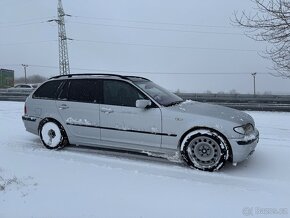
[{"xmin": 168, "ymin": 100, "xmax": 254, "ymax": 125}]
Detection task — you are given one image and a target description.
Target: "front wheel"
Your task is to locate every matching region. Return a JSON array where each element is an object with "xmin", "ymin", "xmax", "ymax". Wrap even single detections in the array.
[
  {"xmin": 39, "ymin": 119, "xmax": 68, "ymax": 149},
  {"xmin": 181, "ymin": 130, "xmax": 230, "ymax": 171}
]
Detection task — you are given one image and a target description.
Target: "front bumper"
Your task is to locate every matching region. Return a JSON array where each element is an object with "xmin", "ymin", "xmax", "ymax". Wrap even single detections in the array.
[{"xmin": 229, "ymin": 128, "xmax": 259, "ymax": 163}]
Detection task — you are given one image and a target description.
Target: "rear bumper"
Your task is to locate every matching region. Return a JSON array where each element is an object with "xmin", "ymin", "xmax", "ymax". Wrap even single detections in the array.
[
  {"xmin": 22, "ymin": 115, "xmax": 37, "ymax": 122},
  {"xmin": 22, "ymin": 115, "xmax": 40, "ymax": 135},
  {"xmin": 229, "ymin": 129, "xmax": 259, "ymax": 163}
]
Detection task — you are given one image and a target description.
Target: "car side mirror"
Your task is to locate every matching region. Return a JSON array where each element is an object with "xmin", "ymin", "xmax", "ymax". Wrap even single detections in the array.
[{"xmin": 136, "ymin": 99, "xmax": 151, "ymax": 109}]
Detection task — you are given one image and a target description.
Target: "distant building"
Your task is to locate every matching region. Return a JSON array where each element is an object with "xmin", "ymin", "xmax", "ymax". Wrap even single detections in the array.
[{"xmin": 0, "ymin": 69, "xmax": 14, "ymax": 88}]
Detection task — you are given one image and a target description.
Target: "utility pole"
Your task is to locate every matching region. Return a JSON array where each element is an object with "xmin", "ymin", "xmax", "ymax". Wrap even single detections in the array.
[
  {"xmin": 48, "ymin": 0, "xmax": 71, "ymax": 75},
  {"xmin": 251, "ymin": 72, "xmax": 257, "ymax": 95},
  {"xmin": 22, "ymin": 64, "xmax": 28, "ymax": 84}
]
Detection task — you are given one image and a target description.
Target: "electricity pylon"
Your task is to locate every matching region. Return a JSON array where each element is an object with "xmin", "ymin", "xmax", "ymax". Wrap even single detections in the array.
[{"xmin": 48, "ymin": 0, "xmax": 71, "ymax": 75}]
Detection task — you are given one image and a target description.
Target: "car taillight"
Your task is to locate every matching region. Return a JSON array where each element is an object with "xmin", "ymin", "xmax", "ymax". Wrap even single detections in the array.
[{"xmin": 24, "ymin": 104, "xmax": 27, "ymax": 115}]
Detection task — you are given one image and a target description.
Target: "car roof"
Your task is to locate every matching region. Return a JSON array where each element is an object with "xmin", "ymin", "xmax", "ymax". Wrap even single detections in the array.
[{"xmin": 49, "ymin": 73, "xmax": 150, "ymax": 82}]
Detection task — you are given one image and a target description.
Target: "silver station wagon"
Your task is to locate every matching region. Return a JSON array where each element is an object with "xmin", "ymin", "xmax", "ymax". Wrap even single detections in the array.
[{"xmin": 22, "ymin": 74, "xmax": 259, "ymax": 171}]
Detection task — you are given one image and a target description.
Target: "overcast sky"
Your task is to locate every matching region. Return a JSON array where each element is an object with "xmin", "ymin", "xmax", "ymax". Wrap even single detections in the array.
[{"xmin": 0, "ymin": 0, "xmax": 289, "ymax": 94}]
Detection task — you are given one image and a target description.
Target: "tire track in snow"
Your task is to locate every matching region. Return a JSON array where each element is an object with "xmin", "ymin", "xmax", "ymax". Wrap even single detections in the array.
[{"xmin": 2, "ymin": 142, "xmax": 288, "ymax": 197}]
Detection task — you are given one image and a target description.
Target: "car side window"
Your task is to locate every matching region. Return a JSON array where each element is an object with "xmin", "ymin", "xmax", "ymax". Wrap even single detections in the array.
[
  {"xmin": 103, "ymin": 80, "xmax": 145, "ymax": 107},
  {"xmin": 68, "ymin": 79, "xmax": 100, "ymax": 103},
  {"xmin": 57, "ymin": 80, "xmax": 69, "ymax": 100},
  {"xmin": 33, "ymin": 80, "xmax": 63, "ymax": 99}
]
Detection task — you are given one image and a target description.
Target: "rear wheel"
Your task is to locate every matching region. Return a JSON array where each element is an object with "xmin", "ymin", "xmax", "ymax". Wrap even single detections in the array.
[
  {"xmin": 39, "ymin": 119, "xmax": 68, "ymax": 149},
  {"xmin": 181, "ymin": 129, "xmax": 229, "ymax": 171}
]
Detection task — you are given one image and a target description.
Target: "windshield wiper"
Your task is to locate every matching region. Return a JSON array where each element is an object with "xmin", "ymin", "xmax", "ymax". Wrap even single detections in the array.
[{"xmin": 165, "ymin": 100, "xmax": 184, "ymax": 107}]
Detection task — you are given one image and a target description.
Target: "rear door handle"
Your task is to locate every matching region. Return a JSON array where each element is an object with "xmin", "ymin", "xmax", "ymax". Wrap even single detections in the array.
[
  {"xmin": 101, "ymin": 107, "xmax": 114, "ymax": 113},
  {"xmin": 59, "ymin": 104, "xmax": 69, "ymax": 110}
]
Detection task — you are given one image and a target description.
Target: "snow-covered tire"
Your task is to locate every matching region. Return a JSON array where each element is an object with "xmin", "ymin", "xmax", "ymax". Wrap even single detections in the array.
[
  {"xmin": 180, "ymin": 129, "xmax": 229, "ymax": 172},
  {"xmin": 39, "ymin": 119, "xmax": 68, "ymax": 150}
]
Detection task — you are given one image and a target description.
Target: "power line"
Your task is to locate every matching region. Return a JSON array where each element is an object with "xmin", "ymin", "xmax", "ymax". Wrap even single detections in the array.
[
  {"xmin": 0, "ymin": 15, "xmax": 241, "ymax": 37},
  {"xmin": 0, "ymin": 40, "xmax": 57, "ymax": 46},
  {"xmin": 0, "ymin": 21, "xmax": 44, "ymax": 28},
  {"xmin": 0, "ymin": 15, "xmax": 242, "ymax": 36},
  {"xmin": 0, "ymin": 20, "xmax": 51, "ymax": 28},
  {"xmin": 0, "ymin": 38, "xmax": 258, "ymax": 52},
  {"xmin": 68, "ymin": 21, "xmax": 244, "ymax": 36},
  {"xmin": 1, "ymin": 64, "xmax": 272, "ymax": 76},
  {"xmin": 72, "ymin": 15, "xmax": 236, "ymax": 29},
  {"xmin": 0, "ymin": 15, "xmax": 237, "ymax": 31},
  {"xmin": 0, "ymin": 17, "xmax": 54, "ymax": 24},
  {"xmin": 74, "ymin": 39, "xmax": 259, "ymax": 52}
]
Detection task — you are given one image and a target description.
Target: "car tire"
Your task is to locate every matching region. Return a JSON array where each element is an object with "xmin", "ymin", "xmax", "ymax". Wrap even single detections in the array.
[
  {"xmin": 39, "ymin": 119, "xmax": 68, "ymax": 150},
  {"xmin": 180, "ymin": 129, "xmax": 229, "ymax": 171}
]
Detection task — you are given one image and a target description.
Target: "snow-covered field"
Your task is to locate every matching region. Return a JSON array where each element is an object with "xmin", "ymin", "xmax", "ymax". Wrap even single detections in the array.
[{"xmin": 0, "ymin": 101, "xmax": 289, "ymax": 218}]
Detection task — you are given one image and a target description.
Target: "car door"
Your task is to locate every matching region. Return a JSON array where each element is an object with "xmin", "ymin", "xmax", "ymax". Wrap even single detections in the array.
[
  {"xmin": 56, "ymin": 79, "xmax": 101, "ymax": 145},
  {"xmin": 100, "ymin": 79, "xmax": 162, "ymax": 148}
]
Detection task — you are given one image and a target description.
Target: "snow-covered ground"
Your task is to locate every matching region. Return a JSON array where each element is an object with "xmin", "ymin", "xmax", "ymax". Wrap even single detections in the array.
[{"xmin": 0, "ymin": 101, "xmax": 289, "ymax": 218}]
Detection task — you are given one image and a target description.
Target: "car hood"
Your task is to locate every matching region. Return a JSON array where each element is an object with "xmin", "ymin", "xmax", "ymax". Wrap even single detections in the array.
[{"xmin": 167, "ymin": 100, "xmax": 254, "ymax": 125}]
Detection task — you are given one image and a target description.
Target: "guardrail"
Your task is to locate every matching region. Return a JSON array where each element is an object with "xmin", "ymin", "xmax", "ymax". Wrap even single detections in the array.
[
  {"xmin": 177, "ymin": 93, "xmax": 290, "ymax": 112},
  {"xmin": 177, "ymin": 93, "xmax": 290, "ymax": 104},
  {"xmin": 0, "ymin": 89, "xmax": 290, "ymax": 111},
  {"xmin": 0, "ymin": 89, "xmax": 31, "ymax": 102}
]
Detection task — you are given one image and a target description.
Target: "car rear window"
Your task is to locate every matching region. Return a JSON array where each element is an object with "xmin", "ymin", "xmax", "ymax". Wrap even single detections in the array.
[{"xmin": 33, "ymin": 80, "xmax": 63, "ymax": 100}]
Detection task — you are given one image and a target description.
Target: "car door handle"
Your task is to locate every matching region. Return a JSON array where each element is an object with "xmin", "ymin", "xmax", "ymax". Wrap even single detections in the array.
[
  {"xmin": 101, "ymin": 107, "xmax": 114, "ymax": 113},
  {"xmin": 59, "ymin": 104, "xmax": 69, "ymax": 110}
]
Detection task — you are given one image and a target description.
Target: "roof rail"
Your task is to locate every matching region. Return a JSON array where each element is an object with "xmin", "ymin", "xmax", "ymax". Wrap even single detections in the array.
[
  {"xmin": 49, "ymin": 73, "xmax": 128, "ymax": 80},
  {"xmin": 49, "ymin": 73, "xmax": 150, "ymax": 81}
]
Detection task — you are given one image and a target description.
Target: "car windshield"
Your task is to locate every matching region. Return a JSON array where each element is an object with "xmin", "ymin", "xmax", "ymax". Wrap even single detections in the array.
[{"xmin": 134, "ymin": 81, "xmax": 183, "ymax": 106}]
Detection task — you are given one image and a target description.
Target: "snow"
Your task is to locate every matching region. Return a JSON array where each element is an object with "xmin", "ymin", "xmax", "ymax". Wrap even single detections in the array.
[
  {"xmin": 0, "ymin": 101, "xmax": 290, "ymax": 218},
  {"xmin": 180, "ymin": 99, "xmax": 195, "ymax": 105},
  {"xmin": 141, "ymin": 151, "xmax": 181, "ymax": 163},
  {"xmin": 242, "ymin": 132, "xmax": 257, "ymax": 141},
  {"xmin": 66, "ymin": 117, "xmax": 94, "ymax": 126},
  {"xmin": 41, "ymin": 122, "xmax": 62, "ymax": 147},
  {"xmin": 151, "ymin": 127, "xmax": 159, "ymax": 133}
]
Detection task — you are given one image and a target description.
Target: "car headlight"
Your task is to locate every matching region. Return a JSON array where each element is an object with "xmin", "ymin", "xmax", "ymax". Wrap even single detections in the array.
[{"xmin": 234, "ymin": 123, "xmax": 254, "ymax": 135}]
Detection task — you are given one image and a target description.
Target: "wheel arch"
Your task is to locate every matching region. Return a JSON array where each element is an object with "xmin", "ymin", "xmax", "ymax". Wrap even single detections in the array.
[{"xmin": 38, "ymin": 117, "xmax": 67, "ymax": 136}]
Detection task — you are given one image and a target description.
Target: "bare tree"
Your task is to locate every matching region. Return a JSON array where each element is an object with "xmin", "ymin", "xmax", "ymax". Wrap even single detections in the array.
[{"xmin": 235, "ymin": 0, "xmax": 290, "ymax": 78}]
